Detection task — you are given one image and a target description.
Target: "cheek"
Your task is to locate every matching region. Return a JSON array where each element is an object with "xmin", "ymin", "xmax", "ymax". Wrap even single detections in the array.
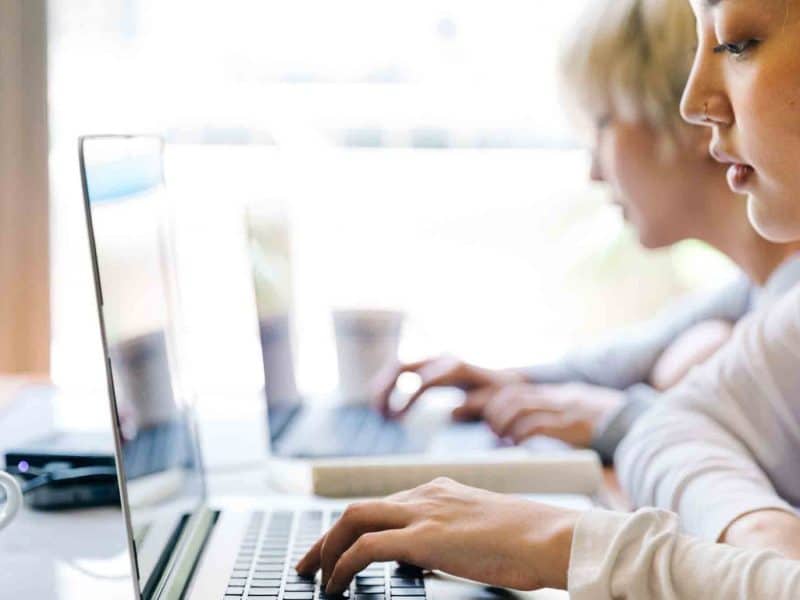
[
  {"xmin": 608, "ymin": 138, "xmax": 650, "ymax": 200},
  {"xmin": 736, "ymin": 50, "xmax": 800, "ymax": 185},
  {"xmin": 736, "ymin": 59, "xmax": 800, "ymax": 240}
]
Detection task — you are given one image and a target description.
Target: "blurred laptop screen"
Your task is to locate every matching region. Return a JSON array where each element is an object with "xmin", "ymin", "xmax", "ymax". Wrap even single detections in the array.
[{"xmin": 81, "ymin": 135, "xmax": 205, "ymax": 598}]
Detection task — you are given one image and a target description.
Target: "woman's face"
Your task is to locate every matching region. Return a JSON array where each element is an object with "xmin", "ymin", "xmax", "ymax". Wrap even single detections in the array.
[
  {"xmin": 590, "ymin": 118, "xmax": 711, "ymax": 249},
  {"xmin": 681, "ymin": 0, "xmax": 800, "ymax": 242}
]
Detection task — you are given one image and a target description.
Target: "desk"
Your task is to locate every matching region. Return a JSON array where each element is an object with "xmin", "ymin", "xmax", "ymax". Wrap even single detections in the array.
[
  {"xmin": 0, "ymin": 383, "xmax": 612, "ymax": 598},
  {"xmin": 0, "ymin": 504, "xmax": 133, "ymax": 598},
  {"xmin": 0, "ymin": 461, "xmax": 579, "ymax": 599}
]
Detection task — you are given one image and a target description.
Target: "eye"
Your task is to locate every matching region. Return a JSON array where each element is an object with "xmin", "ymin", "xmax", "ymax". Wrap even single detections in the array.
[{"xmin": 712, "ymin": 39, "xmax": 759, "ymax": 56}]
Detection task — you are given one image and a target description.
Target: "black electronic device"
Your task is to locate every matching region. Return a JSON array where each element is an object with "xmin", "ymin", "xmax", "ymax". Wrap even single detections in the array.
[{"xmin": 4, "ymin": 432, "xmax": 119, "ymax": 510}]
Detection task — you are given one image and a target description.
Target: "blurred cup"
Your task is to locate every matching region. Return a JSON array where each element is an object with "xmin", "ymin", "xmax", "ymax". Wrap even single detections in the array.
[{"xmin": 333, "ymin": 309, "xmax": 404, "ymax": 403}]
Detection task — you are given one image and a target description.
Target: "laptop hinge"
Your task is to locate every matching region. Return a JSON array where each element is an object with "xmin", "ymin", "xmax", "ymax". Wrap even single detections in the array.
[{"xmin": 154, "ymin": 505, "xmax": 218, "ymax": 600}]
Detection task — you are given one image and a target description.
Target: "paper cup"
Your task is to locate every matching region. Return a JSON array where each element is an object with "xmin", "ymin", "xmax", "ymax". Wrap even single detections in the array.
[{"xmin": 333, "ymin": 309, "xmax": 404, "ymax": 403}]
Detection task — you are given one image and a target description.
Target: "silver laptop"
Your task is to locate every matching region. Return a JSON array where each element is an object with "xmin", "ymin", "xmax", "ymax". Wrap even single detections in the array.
[{"xmin": 79, "ymin": 134, "xmax": 581, "ymax": 599}]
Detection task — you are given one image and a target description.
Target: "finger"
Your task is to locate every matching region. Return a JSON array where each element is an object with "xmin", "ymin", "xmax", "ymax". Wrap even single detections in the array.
[
  {"xmin": 319, "ymin": 501, "xmax": 412, "ymax": 584},
  {"xmin": 388, "ymin": 359, "xmax": 457, "ymax": 418},
  {"xmin": 373, "ymin": 360, "xmax": 429, "ymax": 416},
  {"xmin": 388, "ymin": 378, "xmax": 438, "ymax": 418},
  {"xmin": 491, "ymin": 403, "xmax": 534, "ymax": 439},
  {"xmin": 326, "ymin": 529, "xmax": 413, "ymax": 595},
  {"xmin": 507, "ymin": 413, "xmax": 563, "ymax": 444},
  {"xmin": 451, "ymin": 387, "xmax": 495, "ymax": 421},
  {"xmin": 296, "ymin": 532, "xmax": 328, "ymax": 575},
  {"xmin": 481, "ymin": 388, "xmax": 521, "ymax": 435}
]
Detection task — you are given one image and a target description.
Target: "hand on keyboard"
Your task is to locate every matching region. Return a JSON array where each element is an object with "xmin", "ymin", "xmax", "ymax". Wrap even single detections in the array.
[
  {"xmin": 372, "ymin": 355, "xmax": 525, "ymax": 419},
  {"xmin": 295, "ymin": 477, "xmax": 581, "ymax": 595}
]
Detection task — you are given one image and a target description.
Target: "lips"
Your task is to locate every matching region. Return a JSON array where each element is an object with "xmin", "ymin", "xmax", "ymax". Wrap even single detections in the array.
[{"xmin": 710, "ymin": 144, "xmax": 755, "ymax": 193}]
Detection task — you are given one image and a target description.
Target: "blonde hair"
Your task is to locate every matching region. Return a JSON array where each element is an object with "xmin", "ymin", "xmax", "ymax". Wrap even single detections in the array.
[{"xmin": 560, "ymin": 0, "xmax": 696, "ymax": 144}]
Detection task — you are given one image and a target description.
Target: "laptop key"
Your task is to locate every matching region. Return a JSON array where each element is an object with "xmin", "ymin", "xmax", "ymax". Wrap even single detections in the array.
[
  {"xmin": 389, "ymin": 589, "xmax": 426, "ymax": 597},
  {"xmin": 284, "ymin": 582, "xmax": 316, "ymax": 591},
  {"xmin": 390, "ymin": 578, "xmax": 423, "ymax": 587},
  {"xmin": 353, "ymin": 585, "xmax": 385, "ymax": 594}
]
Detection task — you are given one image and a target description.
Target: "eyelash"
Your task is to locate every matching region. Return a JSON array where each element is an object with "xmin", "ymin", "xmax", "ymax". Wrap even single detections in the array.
[{"xmin": 712, "ymin": 39, "xmax": 759, "ymax": 58}]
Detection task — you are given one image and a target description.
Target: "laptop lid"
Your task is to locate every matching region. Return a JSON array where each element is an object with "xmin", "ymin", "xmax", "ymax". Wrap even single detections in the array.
[{"xmin": 79, "ymin": 135, "xmax": 209, "ymax": 599}]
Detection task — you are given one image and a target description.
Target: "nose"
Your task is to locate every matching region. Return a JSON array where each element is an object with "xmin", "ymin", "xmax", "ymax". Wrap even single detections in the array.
[
  {"xmin": 680, "ymin": 46, "xmax": 733, "ymax": 128},
  {"xmin": 589, "ymin": 151, "xmax": 604, "ymax": 182}
]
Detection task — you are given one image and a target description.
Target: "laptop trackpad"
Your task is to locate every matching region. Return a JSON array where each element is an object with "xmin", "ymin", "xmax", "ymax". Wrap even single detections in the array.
[{"xmin": 426, "ymin": 572, "xmax": 568, "ymax": 599}]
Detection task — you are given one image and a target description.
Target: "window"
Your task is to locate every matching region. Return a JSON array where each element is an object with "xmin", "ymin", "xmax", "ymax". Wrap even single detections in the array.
[{"xmin": 49, "ymin": 1, "xmax": 736, "ymax": 427}]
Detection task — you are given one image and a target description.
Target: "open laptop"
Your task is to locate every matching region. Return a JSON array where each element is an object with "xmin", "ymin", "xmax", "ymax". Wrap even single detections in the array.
[
  {"xmin": 79, "ymin": 134, "xmax": 584, "ymax": 599},
  {"xmin": 257, "ymin": 388, "xmax": 503, "ymax": 459},
  {"xmin": 244, "ymin": 175, "xmax": 545, "ymax": 460}
]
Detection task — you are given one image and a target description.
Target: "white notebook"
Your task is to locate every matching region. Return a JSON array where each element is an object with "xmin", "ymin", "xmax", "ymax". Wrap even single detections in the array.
[{"xmin": 311, "ymin": 448, "xmax": 602, "ymax": 497}]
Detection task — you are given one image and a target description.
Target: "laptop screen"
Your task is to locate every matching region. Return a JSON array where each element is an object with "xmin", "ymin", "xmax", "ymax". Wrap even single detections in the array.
[{"xmin": 80, "ymin": 135, "xmax": 206, "ymax": 598}]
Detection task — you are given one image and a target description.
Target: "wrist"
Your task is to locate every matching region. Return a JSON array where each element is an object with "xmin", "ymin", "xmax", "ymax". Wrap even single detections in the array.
[{"xmin": 524, "ymin": 507, "xmax": 580, "ymax": 590}]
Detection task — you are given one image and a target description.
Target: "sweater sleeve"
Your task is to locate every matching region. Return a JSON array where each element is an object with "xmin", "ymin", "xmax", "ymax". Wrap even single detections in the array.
[
  {"xmin": 616, "ymin": 283, "xmax": 800, "ymax": 542},
  {"xmin": 521, "ymin": 277, "xmax": 752, "ymax": 390},
  {"xmin": 569, "ymin": 508, "xmax": 800, "ymax": 600}
]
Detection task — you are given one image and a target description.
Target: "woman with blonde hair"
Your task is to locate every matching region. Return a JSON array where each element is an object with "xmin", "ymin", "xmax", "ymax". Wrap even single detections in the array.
[
  {"xmin": 373, "ymin": 0, "xmax": 800, "ymax": 467},
  {"xmin": 295, "ymin": 0, "xmax": 800, "ymax": 597}
]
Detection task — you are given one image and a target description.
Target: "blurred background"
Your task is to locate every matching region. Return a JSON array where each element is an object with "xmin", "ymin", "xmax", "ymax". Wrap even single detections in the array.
[{"xmin": 4, "ymin": 0, "xmax": 736, "ymax": 431}]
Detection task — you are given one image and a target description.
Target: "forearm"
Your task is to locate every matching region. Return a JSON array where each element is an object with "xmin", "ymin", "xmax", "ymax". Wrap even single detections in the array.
[
  {"xmin": 569, "ymin": 508, "xmax": 800, "ymax": 600},
  {"xmin": 616, "ymin": 291, "xmax": 800, "ymax": 540},
  {"xmin": 617, "ymin": 404, "xmax": 793, "ymax": 541}
]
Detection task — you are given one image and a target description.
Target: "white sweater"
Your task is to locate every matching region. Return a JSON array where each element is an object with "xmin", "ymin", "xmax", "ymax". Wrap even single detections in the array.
[
  {"xmin": 569, "ymin": 509, "xmax": 800, "ymax": 599},
  {"xmin": 567, "ymin": 281, "xmax": 800, "ymax": 598}
]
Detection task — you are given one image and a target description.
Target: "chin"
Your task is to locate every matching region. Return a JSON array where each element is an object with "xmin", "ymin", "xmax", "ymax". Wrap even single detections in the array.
[
  {"xmin": 747, "ymin": 194, "xmax": 800, "ymax": 243},
  {"xmin": 637, "ymin": 228, "xmax": 673, "ymax": 250}
]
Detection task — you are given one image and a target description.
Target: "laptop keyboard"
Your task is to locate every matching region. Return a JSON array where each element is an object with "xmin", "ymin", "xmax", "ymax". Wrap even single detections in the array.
[
  {"xmin": 286, "ymin": 406, "xmax": 417, "ymax": 459},
  {"xmin": 333, "ymin": 406, "xmax": 412, "ymax": 456},
  {"xmin": 224, "ymin": 510, "xmax": 427, "ymax": 599}
]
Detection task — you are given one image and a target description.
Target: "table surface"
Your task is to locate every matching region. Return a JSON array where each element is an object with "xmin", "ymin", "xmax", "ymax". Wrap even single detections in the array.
[
  {"xmin": 0, "ymin": 379, "xmax": 627, "ymax": 599},
  {"xmin": 1, "ymin": 461, "xmax": 600, "ymax": 599}
]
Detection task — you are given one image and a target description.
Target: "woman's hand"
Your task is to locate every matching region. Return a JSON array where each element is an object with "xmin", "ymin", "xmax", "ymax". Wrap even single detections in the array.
[
  {"xmin": 721, "ymin": 509, "xmax": 800, "ymax": 559},
  {"xmin": 476, "ymin": 382, "xmax": 624, "ymax": 447},
  {"xmin": 372, "ymin": 355, "xmax": 525, "ymax": 418},
  {"xmin": 295, "ymin": 477, "xmax": 580, "ymax": 595}
]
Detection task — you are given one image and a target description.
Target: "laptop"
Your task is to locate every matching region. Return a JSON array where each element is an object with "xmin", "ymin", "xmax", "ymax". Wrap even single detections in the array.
[
  {"xmin": 244, "ymin": 174, "xmax": 541, "ymax": 460},
  {"xmin": 79, "ymin": 134, "xmax": 584, "ymax": 599}
]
